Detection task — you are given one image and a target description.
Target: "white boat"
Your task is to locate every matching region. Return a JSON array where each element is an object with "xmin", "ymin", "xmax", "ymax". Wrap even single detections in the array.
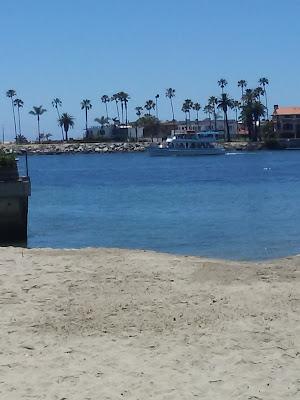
[{"xmin": 148, "ymin": 131, "xmax": 225, "ymax": 156}]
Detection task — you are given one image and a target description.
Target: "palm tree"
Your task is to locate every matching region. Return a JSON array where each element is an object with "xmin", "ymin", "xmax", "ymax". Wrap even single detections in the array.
[
  {"xmin": 52, "ymin": 98, "xmax": 64, "ymax": 141},
  {"xmin": 237, "ymin": 80, "xmax": 247, "ymax": 99},
  {"xmin": 117, "ymin": 92, "xmax": 130, "ymax": 125},
  {"xmin": 144, "ymin": 100, "xmax": 155, "ymax": 116},
  {"xmin": 182, "ymin": 99, "xmax": 193, "ymax": 123},
  {"xmin": 253, "ymin": 87, "xmax": 264, "ymax": 102},
  {"xmin": 217, "ymin": 93, "xmax": 234, "ymax": 141},
  {"xmin": 101, "ymin": 95, "xmax": 110, "ymax": 119},
  {"xmin": 203, "ymin": 104, "xmax": 213, "ymax": 130},
  {"xmin": 135, "ymin": 107, "xmax": 143, "ymax": 141},
  {"xmin": 95, "ymin": 116, "xmax": 109, "ymax": 128},
  {"xmin": 232, "ymin": 100, "xmax": 240, "ymax": 133},
  {"xmin": 29, "ymin": 106, "xmax": 47, "ymax": 143},
  {"xmin": 259, "ymin": 77, "xmax": 269, "ymax": 118},
  {"xmin": 13, "ymin": 98, "xmax": 24, "ymax": 137},
  {"xmin": 193, "ymin": 102, "xmax": 201, "ymax": 121},
  {"xmin": 58, "ymin": 113, "xmax": 75, "ymax": 142},
  {"xmin": 135, "ymin": 106, "xmax": 143, "ymax": 117},
  {"xmin": 6, "ymin": 89, "xmax": 17, "ymax": 141},
  {"xmin": 81, "ymin": 99, "xmax": 92, "ymax": 135},
  {"xmin": 182, "ymin": 103, "xmax": 189, "ymax": 127},
  {"xmin": 218, "ymin": 79, "xmax": 228, "ymax": 94},
  {"xmin": 165, "ymin": 88, "xmax": 176, "ymax": 121},
  {"xmin": 208, "ymin": 96, "xmax": 218, "ymax": 130},
  {"xmin": 155, "ymin": 94, "xmax": 159, "ymax": 119},
  {"xmin": 240, "ymin": 98, "xmax": 265, "ymax": 142},
  {"xmin": 111, "ymin": 94, "xmax": 120, "ymax": 121}
]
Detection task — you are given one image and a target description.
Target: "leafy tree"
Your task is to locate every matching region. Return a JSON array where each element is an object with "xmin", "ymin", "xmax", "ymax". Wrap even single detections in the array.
[
  {"xmin": 6, "ymin": 89, "xmax": 17, "ymax": 141},
  {"xmin": 81, "ymin": 99, "xmax": 92, "ymax": 135},
  {"xmin": 218, "ymin": 79, "xmax": 228, "ymax": 94},
  {"xmin": 101, "ymin": 95, "xmax": 110, "ymax": 119},
  {"xmin": 217, "ymin": 93, "xmax": 234, "ymax": 141},
  {"xmin": 137, "ymin": 115, "xmax": 160, "ymax": 142},
  {"xmin": 13, "ymin": 98, "xmax": 24, "ymax": 138},
  {"xmin": 259, "ymin": 77, "xmax": 269, "ymax": 118},
  {"xmin": 165, "ymin": 88, "xmax": 176, "ymax": 121},
  {"xmin": 144, "ymin": 100, "xmax": 156, "ymax": 115},
  {"xmin": 94, "ymin": 116, "xmax": 109, "ymax": 128},
  {"xmin": 29, "ymin": 106, "xmax": 47, "ymax": 143},
  {"xmin": 237, "ymin": 80, "xmax": 247, "ymax": 99},
  {"xmin": 52, "ymin": 98, "xmax": 64, "ymax": 141},
  {"xmin": 58, "ymin": 113, "xmax": 75, "ymax": 141},
  {"xmin": 240, "ymin": 90, "xmax": 265, "ymax": 141}
]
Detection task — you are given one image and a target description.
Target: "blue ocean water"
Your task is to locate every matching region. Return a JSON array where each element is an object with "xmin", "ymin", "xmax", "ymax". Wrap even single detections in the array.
[{"xmin": 19, "ymin": 151, "xmax": 300, "ymax": 260}]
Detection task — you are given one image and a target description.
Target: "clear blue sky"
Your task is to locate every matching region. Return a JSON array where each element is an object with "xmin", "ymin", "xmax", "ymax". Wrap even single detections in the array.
[{"xmin": 1, "ymin": 0, "xmax": 299, "ymax": 140}]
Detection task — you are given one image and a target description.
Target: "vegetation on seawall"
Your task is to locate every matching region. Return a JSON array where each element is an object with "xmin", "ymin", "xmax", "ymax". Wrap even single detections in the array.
[{"xmin": 0, "ymin": 140, "xmax": 279, "ymax": 155}]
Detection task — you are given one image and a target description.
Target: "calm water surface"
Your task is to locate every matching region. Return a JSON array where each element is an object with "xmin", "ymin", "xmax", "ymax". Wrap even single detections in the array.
[{"xmin": 19, "ymin": 151, "xmax": 300, "ymax": 260}]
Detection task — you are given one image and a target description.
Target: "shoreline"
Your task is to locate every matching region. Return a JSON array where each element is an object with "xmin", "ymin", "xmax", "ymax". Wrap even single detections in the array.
[
  {"xmin": 1, "ymin": 246, "xmax": 299, "ymax": 398},
  {"xmin": 0, "ymin": 141, "xmax": 265, "ymax": 155}
]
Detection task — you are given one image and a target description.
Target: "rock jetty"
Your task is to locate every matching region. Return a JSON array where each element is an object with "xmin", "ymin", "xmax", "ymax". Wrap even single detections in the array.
[
  {"xmin": 0, "ymin": 142, "xmax": 147, "ymax": 155},
  {"xmin": 0, "ymin": 140, "xmax": 265, "ymax": 156}
]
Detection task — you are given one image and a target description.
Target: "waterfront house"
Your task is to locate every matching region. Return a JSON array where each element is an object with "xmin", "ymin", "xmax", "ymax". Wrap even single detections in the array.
[{"xmin": 273, "ymin": 105, "xmax": 300, "ymax": 138}]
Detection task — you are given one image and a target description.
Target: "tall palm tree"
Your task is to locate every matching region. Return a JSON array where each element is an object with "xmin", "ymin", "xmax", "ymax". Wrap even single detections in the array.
[
  {"xmin": 101, "ymin": 95, "xmax": 110, "ymax": 119},
  {"xmin": 193, "ymin": 102, "xmax": 201, "ymax": 121},
  {"xmin": 155, "ymin": 94, "xmax": 159, "ymax": 119},
  {"xmin": 203, "ymin": 104, "xmax": 213, "ymax": 130},
  {"xmin": 58, "ymin": 113, "xmax": 75, "ymax": 142},
  {"xmin": 144, "ymin": 100, "xmax": 155, "ymax": 116},
  {"xmin": 253, "ymin": 87, "xmax": 264, "ymax": 102},
  {"xmin": 237, "ymin": 80, "xmax": 247, "ymax": 99},
  {"xmin": 111, "ymin": 94, "xmax": 120, "ymax": 121},
  {"xmin": 182, "ymin": 99, "xmax": 193, "ymax": 121},
  {"xmin": 117, "ymin": 92, "xmax": 130, "ymax": 125},
  {"xmin": 208, "ymin": 96, "xmax": 218, "ymax": 130},
  {"xmin": 165, "ymin": 88, "xmax": 176, "ymax": 121},
  {"xmin": 29, "ymin": 106, "xmax": 47, "ymax": 143},
  {"xmin": 217, "ymin": 79, "xmax": 228, "ymax": 94},
  {"xmin": 259, "ymin": 77, "xmax": 269, "ymax": 118},
  {"xmin": 13, "ymin": 98, "xmax": 24, "ymax": 137},
  {"xmin": 182, "ymin": 103, "xmax": 190, "ymax": 127},
  {"xmin": 81, "ymin": 99, "xmax": 92, "ymax": 134},
  {"xmin": 6, "ymin": 89, "xmax": 17, "ymax": 141},
  {"xmin": 52, "ymin": 98, "xmax": 64, "ymax": 141},
  {"xmin": 217, "ymin": 93, "xmax": 234, "ymax": 141},
  {"xmin": 240, "ymin": 97, "xmax": 265, "ymax": 142},
  {"xmin": 232, "ymin": 100, "xmax": 240, "ymax": 129}
]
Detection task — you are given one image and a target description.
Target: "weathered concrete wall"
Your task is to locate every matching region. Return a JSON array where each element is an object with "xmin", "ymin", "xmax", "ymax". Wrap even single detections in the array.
[{"xmin": 0, "ymin": 179, "xmax": 30, "ymax": 241}]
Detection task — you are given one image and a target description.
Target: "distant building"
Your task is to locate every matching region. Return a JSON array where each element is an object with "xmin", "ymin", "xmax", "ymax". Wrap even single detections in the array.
[
  {"xmin": 273, "ymin": 105, "xmax": 300, "ymax": 138},
  {"xmin": 173, "ymin": 119, "xmax": 238, "ymax": 138},
  {"xmin": 87, "ymin": 125, "xmax": 144, "ymax": 140}
]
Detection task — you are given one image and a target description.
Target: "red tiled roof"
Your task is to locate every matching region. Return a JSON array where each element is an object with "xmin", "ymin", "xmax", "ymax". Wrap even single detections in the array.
[{"xmin": 273, "ymin": 107, "xmax": 300, "ymax": 115}]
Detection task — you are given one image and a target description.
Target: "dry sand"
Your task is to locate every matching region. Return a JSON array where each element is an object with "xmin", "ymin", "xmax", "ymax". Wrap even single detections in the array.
[{"xmin": 0, "ymin": 247, "xmax": 299, "ymax": 399}]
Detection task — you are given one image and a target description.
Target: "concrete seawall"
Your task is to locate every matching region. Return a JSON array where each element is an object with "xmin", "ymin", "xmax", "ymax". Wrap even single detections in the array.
[{"xmin": 0, "ymin": 177, "xmax": 31, "ymax": 241}]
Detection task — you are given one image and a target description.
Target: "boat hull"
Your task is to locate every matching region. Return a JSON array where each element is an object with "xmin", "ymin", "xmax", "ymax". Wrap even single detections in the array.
[{"xmin": 148, "ymin": 147, "xmax": 225, "ymax": 156}]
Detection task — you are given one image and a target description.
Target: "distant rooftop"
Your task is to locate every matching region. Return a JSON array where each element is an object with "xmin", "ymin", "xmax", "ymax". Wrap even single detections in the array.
[{"xmin": 273, "ymin": 106, "xmax": 300, "ymax": 115}]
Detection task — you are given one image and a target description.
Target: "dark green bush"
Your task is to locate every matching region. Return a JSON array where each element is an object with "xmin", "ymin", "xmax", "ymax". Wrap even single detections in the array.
[{"xmin": 0, "ymin": 151, "xmax": 16, "ymax": 167}]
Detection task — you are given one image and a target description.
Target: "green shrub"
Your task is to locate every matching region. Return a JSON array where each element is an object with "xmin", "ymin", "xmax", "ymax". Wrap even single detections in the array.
[
  {"xmin": 263, "ymin": 139, "xmax": 284, "ymax": 150},
  {"xmin": 0, "ymin": 151, "xmax": 16, "ymax": 167}
]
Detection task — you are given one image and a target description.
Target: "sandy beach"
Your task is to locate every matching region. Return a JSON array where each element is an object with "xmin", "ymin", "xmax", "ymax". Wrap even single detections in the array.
[{"xmin": 0, "ymin": 247, "xmax": 299, "ymax": 399}]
